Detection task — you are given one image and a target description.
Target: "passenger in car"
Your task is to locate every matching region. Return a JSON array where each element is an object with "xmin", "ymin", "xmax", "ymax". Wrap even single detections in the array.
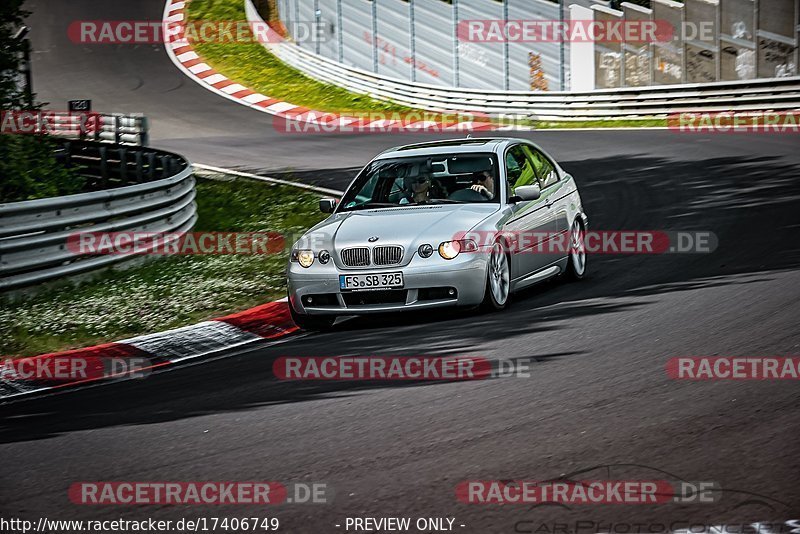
[{"xmin": 400, "ymin": 173, "xmax": 433, "ymax": 204}]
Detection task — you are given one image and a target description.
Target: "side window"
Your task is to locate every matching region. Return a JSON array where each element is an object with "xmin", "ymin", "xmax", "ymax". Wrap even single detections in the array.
[
  {"xmin": 523, "ymin": 145, "xmax": 558, "ymax": 188},
  {"xmin": 505, "ymin": 145, "xmax": 537, "ymax": 196}
]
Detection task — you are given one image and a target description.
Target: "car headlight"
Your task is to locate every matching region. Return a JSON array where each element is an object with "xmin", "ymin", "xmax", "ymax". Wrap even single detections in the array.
[
  {"xmin": 292, "ymin": 249, "xmax": 315, "ymax": 268},
  {"xmin": 418, "ymin": 244, "xmax": 434, "ymax": 258},
  {"xmin": 438, "ymin": 240, "xmax": 478, "ymax": 260},
  {"xmin": 439, "ymin": 241, "xmax": 461, "ymax": 260},
  {"xmin": 318, "ymin": 250, "xmax": 331, "ymax": 264}
]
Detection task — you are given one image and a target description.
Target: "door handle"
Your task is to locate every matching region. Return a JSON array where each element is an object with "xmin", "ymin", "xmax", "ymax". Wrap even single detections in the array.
[{"xmin": 545, "ymin": 198, "xmax": 553, "ymax": 208}]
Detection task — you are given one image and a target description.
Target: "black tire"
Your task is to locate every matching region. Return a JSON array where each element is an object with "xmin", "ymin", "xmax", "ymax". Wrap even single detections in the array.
[
  {"xmin": 480, "ymin": 241, "xmax": 512, "ymax": 311},
  {"xmin": 290, "ymin": 304, "xmax": 336, "ymax": 331},
  {"xmin": 565, "ymin": 219, "xmax": 587, "ymax": 281}
]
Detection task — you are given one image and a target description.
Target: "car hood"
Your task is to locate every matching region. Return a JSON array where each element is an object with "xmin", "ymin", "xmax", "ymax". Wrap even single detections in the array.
[{"xmin": 300, "ymin": 204, "xmax": 498, "ymax": 263}]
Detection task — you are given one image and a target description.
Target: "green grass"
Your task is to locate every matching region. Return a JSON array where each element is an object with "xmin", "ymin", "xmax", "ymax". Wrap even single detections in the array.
[
  {"xmin": 188, "ymin": 0, "xmax": 408, "ymax": 113},
  {"xmin": 0, "ymin": 175, "xmax": 326, "ymax": 357},
  {"xmin": 532, "ymin": 118, "xmax": 668, "ymax": 129}
]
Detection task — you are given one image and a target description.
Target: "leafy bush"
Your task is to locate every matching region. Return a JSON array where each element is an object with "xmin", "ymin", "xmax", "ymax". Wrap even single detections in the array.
[{"xmin": 0, "ymin": 135, "xmax": 85, "ymax": 202}]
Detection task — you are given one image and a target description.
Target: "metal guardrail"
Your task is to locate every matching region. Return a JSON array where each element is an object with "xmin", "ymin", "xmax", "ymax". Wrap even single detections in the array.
[
  {"xmin": 246, "ymin": 0, "xmax": 800, "ymax": 120},
  {"xmin": 0, "ymin": 140, "xmax": 196, "ymax": 291}
]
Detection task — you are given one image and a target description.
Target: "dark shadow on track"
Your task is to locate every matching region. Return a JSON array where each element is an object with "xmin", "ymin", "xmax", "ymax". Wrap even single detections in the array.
[{"xmin": 2, "ymin": 152, "xmax": 799, "ymax": 442}]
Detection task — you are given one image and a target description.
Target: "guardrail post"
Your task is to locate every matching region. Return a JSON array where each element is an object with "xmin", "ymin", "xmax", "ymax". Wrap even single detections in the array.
[
  {"xmin": 147, "ymin": 152, "xmax": 156, "ymax": 180},
  {"xmin": 99, "ymin": 146, "xmax": 108, "ymax": 187},
  {"xmin": 160, "ymin": 155, "xmax": 170, "ymax": 178},
  {"xmin": 135, "ymin": 151, "xmax": 144, "ymax": 182},
  {"xmin": 118, "ymin": 147, "xmax": 127, "ymax": 183},
  {"xmin": 64, "ymin": 141, "xmax": 72, "ymax": 169}
]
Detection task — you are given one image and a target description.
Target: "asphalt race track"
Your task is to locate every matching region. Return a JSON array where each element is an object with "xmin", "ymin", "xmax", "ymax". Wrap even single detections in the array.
[{"xmin": 2, "ymin": 0, "xmax": 799, "ymax": 531}]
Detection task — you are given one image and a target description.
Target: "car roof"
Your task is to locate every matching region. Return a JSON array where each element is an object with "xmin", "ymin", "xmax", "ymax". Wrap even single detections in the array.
[{"xmin": 375, "ymin": 137, "xmax": 523, "ymax": 159}]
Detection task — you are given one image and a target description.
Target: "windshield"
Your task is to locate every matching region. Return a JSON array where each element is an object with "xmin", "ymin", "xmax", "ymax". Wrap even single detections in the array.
[{"xmin": 338, "ymin": 152, "xmax": 500, "ymax": 211}]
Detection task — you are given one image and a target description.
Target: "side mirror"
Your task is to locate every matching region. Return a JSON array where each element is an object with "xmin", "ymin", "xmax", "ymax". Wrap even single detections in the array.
[
  {"xmin": 319, "ymin": 198, "xmax": 338, "ymax": 213},
  {"xmin": 510, "ymin": 185, "xmax": 541, "ymax": 203}
]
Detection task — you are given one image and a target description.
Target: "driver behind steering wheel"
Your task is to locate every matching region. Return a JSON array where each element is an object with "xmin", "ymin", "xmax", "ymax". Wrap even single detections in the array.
[{"xmin": 470, "ymin": 171, "xmax": 495, "ymax": 200}]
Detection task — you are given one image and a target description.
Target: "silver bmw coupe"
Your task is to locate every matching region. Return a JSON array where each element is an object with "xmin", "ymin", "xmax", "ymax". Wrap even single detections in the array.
[{"xmin": 287, "ymin": 137, "xmax": 589, "ymax": 330}]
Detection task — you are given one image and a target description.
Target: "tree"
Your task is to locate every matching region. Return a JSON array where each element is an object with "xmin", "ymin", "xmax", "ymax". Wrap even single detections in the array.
[
  {"xmin": 0, "ymin": 0, "xmax": 29, "ymax": 110},
  {"xmin": 0, "ymin": 0, "xmax": 83, "ymax": 202}
]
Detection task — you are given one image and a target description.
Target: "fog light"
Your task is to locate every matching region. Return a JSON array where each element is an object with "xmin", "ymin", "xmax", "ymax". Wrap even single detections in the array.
[
  {"xmin": 448, "ymin": 288, "xmax": 455, "ymax": 295},
  {"xmin": 418, "ymin": 244, "xmax": 433, "ymax": 258}
]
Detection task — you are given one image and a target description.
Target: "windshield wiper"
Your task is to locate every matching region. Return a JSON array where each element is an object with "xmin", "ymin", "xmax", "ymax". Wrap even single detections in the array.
[{"xmin": 343, "ymin": 202, "xmax": 397, "ymax": 211}]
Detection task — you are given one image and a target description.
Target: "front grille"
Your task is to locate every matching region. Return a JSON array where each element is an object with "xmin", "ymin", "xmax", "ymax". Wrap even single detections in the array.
[
  {"xmin": 373, "ymin": 245, "xmax": 403, "ymax": 266},
  {"xmin": 341, "ymin": 247, "xmax": 370, "ymax": 267},
  {"xmin": 343, "ymin": 290, "xmax": 408, "ymax": 307}
]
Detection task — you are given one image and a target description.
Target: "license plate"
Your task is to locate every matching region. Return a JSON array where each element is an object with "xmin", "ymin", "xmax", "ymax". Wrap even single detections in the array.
[{"xmin": 339, "ymin": 272, "xmax": 404, "ymax": 291}]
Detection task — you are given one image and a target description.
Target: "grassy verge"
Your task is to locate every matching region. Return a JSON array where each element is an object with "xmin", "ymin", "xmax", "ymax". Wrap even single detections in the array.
[
  {"xmin": 187, "ymin": 0, "xmax": 408, "ymax": 113},
  {"xmin": 0, "ymin": 175, "xmax": 326, "ymax": 357},
  {"xmin": 532, "ymin": 118, "xmax": 668, "ymax": 129}
]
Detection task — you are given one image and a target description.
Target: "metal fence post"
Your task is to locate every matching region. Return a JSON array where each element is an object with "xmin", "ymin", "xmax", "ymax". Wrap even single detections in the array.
[
  {"xmin": 160, "ymin": 155, "xmax": 170, "ymax": 178},
  {"xmin": 503, "ymin": 0, "xmax": 510, "ymax": 91},
  {"xmin": 559, "ymin": 0, "xmax": 565, "ymax": 90},
  {"xmin": 135, "ymin": 151, "xmax": 144, "ymax": 182},
  {"xmin": 453, "ymin": 0, "xmax": 460, "ymax": 87},
  {"xmin": 119, "ymin": 147, "xmax": 127, "ymax": 183},
  {"xmin": 410, "ymin": 0, "xmax": 416, "ymax": 82},
  {"xmin": 337, "ymin": 0, "xmax": 343, "ymax": 63},
  {"xmin": 147, "ymin": 152, "xmax": 156, "ymax": 180},
  {"xmin": 314, "ymin": 0, "xmax": 320, "ymax": 55},
  {"xmin": 372, "ymin": 0, "xmax": 378, "ymax": 73}
]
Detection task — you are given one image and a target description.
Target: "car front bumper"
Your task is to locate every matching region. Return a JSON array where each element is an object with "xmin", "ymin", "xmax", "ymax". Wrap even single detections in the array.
[{"xmin": 288, "ymin": 254, "xmax": 488, "ymax": 316}]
